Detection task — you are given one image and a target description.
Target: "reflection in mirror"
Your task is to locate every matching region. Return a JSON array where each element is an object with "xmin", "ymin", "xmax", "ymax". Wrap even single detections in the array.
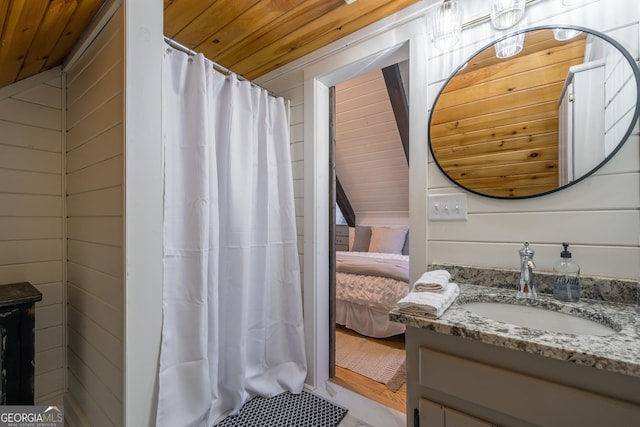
[{"xmin": 429, "ymin": 26, "xmax": 640, "ymax": 198}]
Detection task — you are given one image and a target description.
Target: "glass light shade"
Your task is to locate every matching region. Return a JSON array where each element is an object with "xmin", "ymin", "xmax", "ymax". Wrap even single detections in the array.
[
  {"xmin": 562, "ymin": 0, "xmax": 586, "ymax": 5},
  {"xmin": 431, "ymin": 0, "xmax": 463, "ymax": 50},
  {"xmin": 490, "ymin": 0, "xmax": 526, "ymax": 30},
  {"xmin": 494, "ymin": 33, "xmax": 526, "ymax": 58},
  {"xmin": 553, "ymin": 28, "xmax": 582, "ymax": 41}
]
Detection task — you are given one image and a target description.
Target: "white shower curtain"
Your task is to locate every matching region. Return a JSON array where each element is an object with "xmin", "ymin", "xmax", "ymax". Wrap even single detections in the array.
[{"xmin": 157, "ymin": 48, "xmax": 307, "ymax": 427}]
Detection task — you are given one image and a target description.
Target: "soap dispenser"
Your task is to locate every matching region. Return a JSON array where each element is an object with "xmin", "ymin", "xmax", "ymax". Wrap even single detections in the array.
[{"xmin": 553, "ymin": 242, "xmax": 580, "ymax": 302}]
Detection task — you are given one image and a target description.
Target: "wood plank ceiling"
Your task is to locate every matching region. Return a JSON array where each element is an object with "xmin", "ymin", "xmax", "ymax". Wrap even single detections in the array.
[
  {"xmin": 0, "ymin": 0, "xmax": 420, "ymax": 90},
  {"xmin": 164, "ymin": 0, "xmax": 420, "ymax": 80},
  {"xmin": 0, "ymin": 0, "xmax": 106, "ymax": 89}
]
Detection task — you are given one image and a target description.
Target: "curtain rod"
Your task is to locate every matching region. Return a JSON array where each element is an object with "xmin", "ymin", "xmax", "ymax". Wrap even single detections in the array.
[{"xmin": 163, "ymin": 36, "xmax": 282, "ymax": 99}]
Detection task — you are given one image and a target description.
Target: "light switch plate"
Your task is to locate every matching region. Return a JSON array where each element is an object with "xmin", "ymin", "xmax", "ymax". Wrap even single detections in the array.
[{"xmin": 428, "ymin": 193, "xmax": 468, "ymax": 221}]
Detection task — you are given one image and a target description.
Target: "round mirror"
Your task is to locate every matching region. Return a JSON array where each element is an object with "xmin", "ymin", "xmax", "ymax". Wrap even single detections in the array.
[{"xmin": 429, "ymin": 26, "xmax": 640, "ymax": 199}]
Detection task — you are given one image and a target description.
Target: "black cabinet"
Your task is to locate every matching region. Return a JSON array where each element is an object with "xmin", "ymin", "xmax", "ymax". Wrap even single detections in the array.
[{"xmin": 0, "ymin": 282, "xmax": 42, "ymax": 405}]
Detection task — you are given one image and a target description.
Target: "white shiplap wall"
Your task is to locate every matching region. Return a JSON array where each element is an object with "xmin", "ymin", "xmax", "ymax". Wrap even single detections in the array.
[
  {"xmin": 0, "ymin": 68, "xmax": 65, "ymax": 404},
  {"xmin": 257, "ymin": 0, "xmax": 639, "ymax": 388},
  {"xmin": 285, "ymin": 80, "xmax": 306, "ymax": 298},
  {"xmin": 64, "ymin": 6, "xmax": 124, "ymax": 426},
  {"xmin": 335, "ymin": 68, "xmax": 409, "ymax": 225},
  {"xmin": 261, "ymin": 0, "xmax": 639, "ymax": 282},
  {"xmin": 426, "ymin": 0, "xmax": 640, "ymax": 279}
]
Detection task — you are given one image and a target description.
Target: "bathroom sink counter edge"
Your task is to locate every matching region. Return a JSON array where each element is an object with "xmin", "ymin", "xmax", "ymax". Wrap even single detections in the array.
[{"xmin": 390, "ymin": 283, "xmax": 640, "ymax": 378}]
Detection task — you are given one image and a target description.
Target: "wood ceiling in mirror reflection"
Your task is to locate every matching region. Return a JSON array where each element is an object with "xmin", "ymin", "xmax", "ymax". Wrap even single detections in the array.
[{"xmin": 430, "ymin": 31, "xmax": 587, "ymax": 198}]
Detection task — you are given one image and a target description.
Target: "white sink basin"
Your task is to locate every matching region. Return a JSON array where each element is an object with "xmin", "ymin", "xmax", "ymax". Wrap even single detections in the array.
[{"xmin": 460, "ymin": 302, "xmax": 617, "ymax": 336}]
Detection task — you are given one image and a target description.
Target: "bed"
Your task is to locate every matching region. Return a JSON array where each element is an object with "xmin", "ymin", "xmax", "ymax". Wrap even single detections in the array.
[{"xmin": 335, "ymin": 225, "xmax": 410, "ymax": 338}]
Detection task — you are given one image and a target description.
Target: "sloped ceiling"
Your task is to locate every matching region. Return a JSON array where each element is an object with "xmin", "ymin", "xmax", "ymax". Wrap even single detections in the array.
[
  {"xmin": 335, "ymin": 68, "xmax": 409, "ymax": 223},
  {"xmin": 0, "ymin": 0, "xmax": 420, "ymax": 89},
  {"xmin": 0, "ymin": 0, "xmax": 107, "ymax": 89}
]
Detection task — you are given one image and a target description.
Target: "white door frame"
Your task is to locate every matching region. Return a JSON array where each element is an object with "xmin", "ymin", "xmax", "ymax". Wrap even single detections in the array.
[{"xmin": 302, "ymin": 19, "xmax": 430, "ymax": 389}]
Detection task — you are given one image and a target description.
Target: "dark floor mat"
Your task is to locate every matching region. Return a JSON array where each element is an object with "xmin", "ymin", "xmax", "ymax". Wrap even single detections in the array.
[{"xmin": 215, "ymin": 390, "xmax": 348, "ymax": 427}]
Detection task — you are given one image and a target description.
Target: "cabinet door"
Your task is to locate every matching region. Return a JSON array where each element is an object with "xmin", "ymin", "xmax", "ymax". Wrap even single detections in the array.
[
  {"xmin": 445, "ymin": 407, "xmax": 495, "ymax": 427},
  {"xmin": 419, "ymin": 398, "xmax": 495, "ymax": 427},
  {"xmin": 419, "ymin": 398, "xmax": 445, "ymax": 427}
]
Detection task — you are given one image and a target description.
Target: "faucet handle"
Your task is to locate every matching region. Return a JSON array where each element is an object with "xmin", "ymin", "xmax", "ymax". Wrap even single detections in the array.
[
  {"xmin": 519, "ymin": 241, "xmax": 535, "ymax": 258},
  {"xmin": 519, "ymin": 251, "xmax": 538, "ymax": 299}
]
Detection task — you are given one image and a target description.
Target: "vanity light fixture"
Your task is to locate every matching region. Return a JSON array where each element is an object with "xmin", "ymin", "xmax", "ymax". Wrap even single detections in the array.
[
  {"xmin": 490, "ymin": 0, "xmax": 526, "ymax": 30},
  {"xmin": 553, "ymin": 28, "xmax": 582, "ymax": 41},
  {"xmin": 494, "ymin": 33, "xmax": 526, "ymax": 58},
  {"xmin": 431, "ymin": 0, "xmax": 463, "ymax": 50}
]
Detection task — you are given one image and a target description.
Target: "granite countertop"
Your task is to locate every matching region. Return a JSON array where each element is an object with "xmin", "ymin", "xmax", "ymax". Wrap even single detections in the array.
[{"xmin": 390, "ymin": 283, "xmax": 640, "ymax": 378}]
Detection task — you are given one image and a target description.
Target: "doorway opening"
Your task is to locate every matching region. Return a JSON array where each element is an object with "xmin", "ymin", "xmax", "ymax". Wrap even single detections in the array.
[{"xmin": 328, "ymin": 63, "xmax": 410, "ymax": 412}]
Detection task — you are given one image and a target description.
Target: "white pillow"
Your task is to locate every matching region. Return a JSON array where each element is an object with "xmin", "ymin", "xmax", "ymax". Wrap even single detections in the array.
[{"xmin": 368, "ymin": 226, "xmax": 408, "ymax": 254}]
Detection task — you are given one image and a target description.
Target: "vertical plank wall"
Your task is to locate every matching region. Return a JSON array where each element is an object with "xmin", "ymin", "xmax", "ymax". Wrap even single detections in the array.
[
  {"xmin": 0, "ymin": 69, "xmax": 65, "ymax": 404},
  {"xmin": 281, "ymin": 78, "xmax": 305, "ymax": 289},
  {"xmin": 64, "ymin": 6, "xmax": 124, "ymax": 426}
]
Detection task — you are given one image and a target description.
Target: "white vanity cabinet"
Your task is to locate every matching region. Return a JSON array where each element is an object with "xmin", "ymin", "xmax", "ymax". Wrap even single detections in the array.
[
  {"xmin": 405, "ymin": 327, "xmax": 640, "ymax": 427},
  {"xmin": 419, "ymin": 398, "xmax": 496, "ymax": 427}
]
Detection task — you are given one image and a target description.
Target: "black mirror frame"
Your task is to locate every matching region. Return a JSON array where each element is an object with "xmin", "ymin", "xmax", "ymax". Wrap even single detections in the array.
[{"xmin": 428, "ymin": 25, "xmax": 640, "ymax": 199}]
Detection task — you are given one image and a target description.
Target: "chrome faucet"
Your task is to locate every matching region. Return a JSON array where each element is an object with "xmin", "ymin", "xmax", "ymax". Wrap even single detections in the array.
[{"xmin": 518, "ymin": 241, "xmax": 537, "ymax": 299}]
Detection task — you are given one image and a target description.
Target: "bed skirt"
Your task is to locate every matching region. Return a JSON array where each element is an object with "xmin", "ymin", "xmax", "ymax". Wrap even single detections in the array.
[{"xmin": 336, "ymin": 300, "xmax": 405, "ymax": 338}]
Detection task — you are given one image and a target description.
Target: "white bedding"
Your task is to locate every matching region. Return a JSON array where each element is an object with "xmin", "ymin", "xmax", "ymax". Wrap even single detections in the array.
[
  {"xmin": 335, "ymin": 251, "xmax": 409, "ymax": 337},
  {"xmin": 336, "ymin": 251, "xmax": 409, "ymax": 282}
]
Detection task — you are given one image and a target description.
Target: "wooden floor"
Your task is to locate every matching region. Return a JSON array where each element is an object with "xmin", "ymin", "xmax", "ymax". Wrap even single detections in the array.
[{"xmin": 330, "ymin": 326, "xmax": 406, "ymax": 413}]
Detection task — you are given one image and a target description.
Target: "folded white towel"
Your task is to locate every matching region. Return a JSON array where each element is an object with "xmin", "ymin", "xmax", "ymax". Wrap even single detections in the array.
[
  {"xmin": 397, "ymin": 282, "xmax": 460, "ymax": 319},
  {"xmin": 413, "ymin": 270, "xmax": 451, "ymax": 292}
]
